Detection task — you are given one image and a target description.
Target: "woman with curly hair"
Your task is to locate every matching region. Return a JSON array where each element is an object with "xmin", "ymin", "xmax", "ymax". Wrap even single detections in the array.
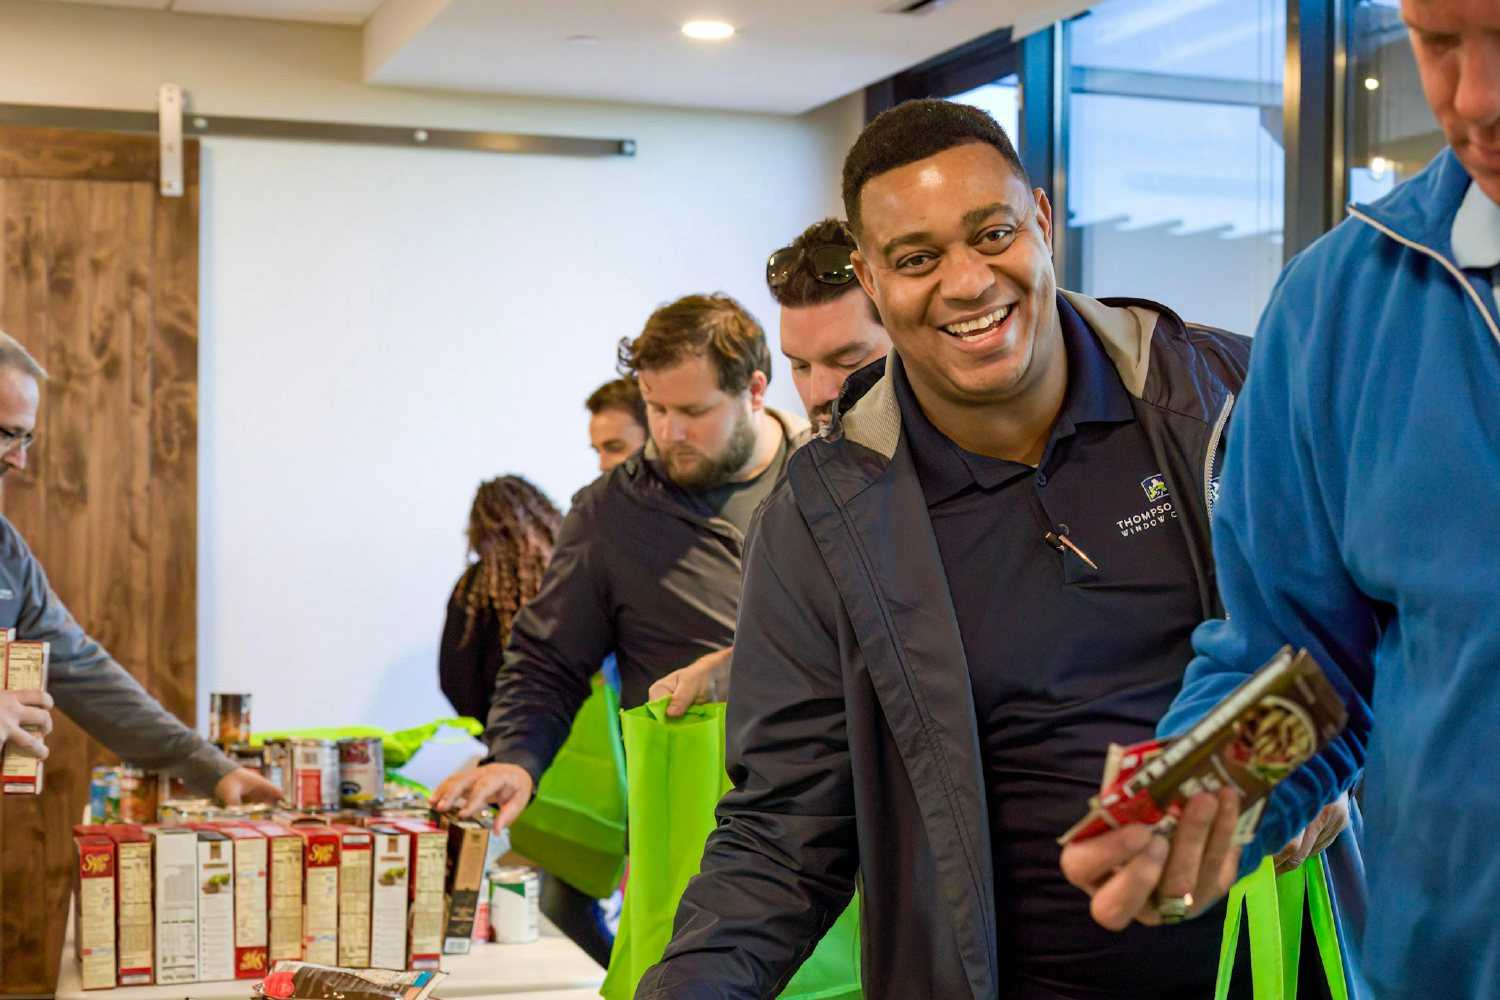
[{"xmin": 438, "ymin": 475, "xmax": 562, "ymax": 720}]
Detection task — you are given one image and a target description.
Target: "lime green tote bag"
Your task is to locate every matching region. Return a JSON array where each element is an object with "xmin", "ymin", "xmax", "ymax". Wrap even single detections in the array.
[
  {"xmin": 601, "ymin": 699, "xmax": 862, "ymax": 1000},
  {"xmin": 507, "ymin": 676, "xmax": 629, "ymax": 900},
  {"xmin": 1215, "ymin": 854, "xmax": 1350, "ymax": 1000}
]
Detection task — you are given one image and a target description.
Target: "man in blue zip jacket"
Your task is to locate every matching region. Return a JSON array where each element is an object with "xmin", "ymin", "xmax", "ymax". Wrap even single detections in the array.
[{"xmin": 1062, "ymin": 2, "xmax": 1500, "ymax": 997}]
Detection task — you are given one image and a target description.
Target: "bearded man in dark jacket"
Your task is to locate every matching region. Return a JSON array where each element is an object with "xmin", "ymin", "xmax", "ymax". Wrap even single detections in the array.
[{"xmin": 638, "ymin": 101, "xmax": 1356, "ymax": 1000}]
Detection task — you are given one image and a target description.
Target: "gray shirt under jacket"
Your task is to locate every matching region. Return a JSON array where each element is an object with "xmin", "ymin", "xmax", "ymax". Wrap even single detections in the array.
[{"xmin": 0, "ymin": 515, "xmax": 237, "ymax": 795}]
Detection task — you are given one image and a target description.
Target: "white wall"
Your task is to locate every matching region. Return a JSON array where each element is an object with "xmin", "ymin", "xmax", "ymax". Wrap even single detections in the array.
[{"xmin": 0, "ymin": 0, "xmax": 863, "ymax": 735}]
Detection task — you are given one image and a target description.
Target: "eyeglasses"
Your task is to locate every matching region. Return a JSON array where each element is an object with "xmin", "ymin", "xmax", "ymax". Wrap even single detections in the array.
[
  {"xmin": 0, "ymin": 428, "xmax": 34, "ymax": 458},
  {"xmin": 766, "ymin": 243, "xmax": 856, "ymax": 290}
]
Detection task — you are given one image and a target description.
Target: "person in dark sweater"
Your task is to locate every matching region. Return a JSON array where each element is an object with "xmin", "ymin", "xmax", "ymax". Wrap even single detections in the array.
[{"xmin": 437, "ymin": 475, "xmax": 561, "ymax": 720}]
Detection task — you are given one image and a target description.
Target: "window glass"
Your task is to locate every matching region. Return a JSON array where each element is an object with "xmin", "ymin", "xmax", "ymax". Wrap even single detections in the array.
[
  {"xmin": 951, "ymin": 73, "xmax": 1020, "ymax": 145},
  {"xmin": 1066, "ymin": 0, "xmax": 1286, "ymax": 338},
  {"xmin": 1347, "ymin": 0, "xmax": 1446, "ymax": 205}
]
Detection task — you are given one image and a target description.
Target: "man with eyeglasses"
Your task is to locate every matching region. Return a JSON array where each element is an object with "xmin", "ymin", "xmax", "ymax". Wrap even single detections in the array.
[
  {"xmin": 0, "ymin": 331, "xmax": 281, "ymax": 804},
  {"xmin": 639, "ymin": 100, "xmax": 1355, "ymax": 1000},
  {"xmin": 765, "ymin": 218, "xmax": 891, "ymax": 432}
]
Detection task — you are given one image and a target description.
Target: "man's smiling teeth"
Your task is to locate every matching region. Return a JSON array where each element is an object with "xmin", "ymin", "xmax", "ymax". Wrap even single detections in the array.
[{"xmin": 942, "ymin": 306, "xmax": 1010, "ymax": 340}]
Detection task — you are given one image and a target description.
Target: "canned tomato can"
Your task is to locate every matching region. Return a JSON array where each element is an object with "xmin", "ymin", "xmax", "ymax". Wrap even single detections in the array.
[
  {"xmin": 90, "ymin": 766, "xmax": 120, "ymax": 823},
  {"xmin": 209, "ymin": 692, "xmax": 252, "ymax": 746},
  {"xmin": 488, "ymin": 865, "xmax": 539, "ymax": 944},
  {"xmin": 337, "ymin": 737, "xmax": 385, "ymax": 807},
  {"xmin": 288, "ymin": 738, "xmax": 339, "ymax": 810},
  {"xmin": 118, "ymin": 765, "xmax": 159, "ymax": 823}
]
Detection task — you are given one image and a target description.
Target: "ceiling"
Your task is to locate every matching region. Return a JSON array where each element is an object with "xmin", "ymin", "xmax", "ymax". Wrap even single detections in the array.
[{"xmin": 43, "ymin": 0, "xmax": 1095, "ymax": 114}]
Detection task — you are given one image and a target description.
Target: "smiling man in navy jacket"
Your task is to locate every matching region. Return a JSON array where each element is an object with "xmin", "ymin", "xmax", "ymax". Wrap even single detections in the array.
[{"xmin": 638, "ymin": 101, "xmax": 1351, "ymax": 1000}]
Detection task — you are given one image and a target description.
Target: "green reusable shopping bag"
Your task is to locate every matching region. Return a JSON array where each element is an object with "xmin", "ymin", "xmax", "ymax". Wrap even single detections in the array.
[
  {"xmin": 601, "ymin": 699, "xmax": 863, "ymax": 1000},
  {"xmin": 1214, "ymin": 854, "xmax": 1350, "ymax": 1000},
  {"xmin": 507, "ymin": 676, "xmax": 629, "ymax": 899}
]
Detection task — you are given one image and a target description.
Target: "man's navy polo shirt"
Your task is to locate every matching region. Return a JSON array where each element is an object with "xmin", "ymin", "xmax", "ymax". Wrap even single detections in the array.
[{"xmin": 894, "ymin": 295, "xmax": 1227, "ymax": 999}]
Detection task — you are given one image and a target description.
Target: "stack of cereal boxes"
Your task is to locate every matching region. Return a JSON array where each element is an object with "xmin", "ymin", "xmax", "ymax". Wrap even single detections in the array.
[{"xmin": 71, "ymin": 809, "xmax": 478, "ymax": 988}]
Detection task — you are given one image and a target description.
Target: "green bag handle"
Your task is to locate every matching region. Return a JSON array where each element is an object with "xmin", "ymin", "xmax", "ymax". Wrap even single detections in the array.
[{"xmin": 1214, "ymin": 854, "xmax": 1349, "ymax": 1000}]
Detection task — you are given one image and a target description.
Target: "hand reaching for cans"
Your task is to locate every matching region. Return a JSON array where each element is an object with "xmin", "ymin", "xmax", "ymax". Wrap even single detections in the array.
[
  {"xmin": 430, "ymin": 763, "xmax": 535, "ymax": 832},
  {"xmin": 213, "ymin": 766, "xmax": 283, "ymax": 805},
  {"xmin": 0, "ymin": 688, "xmax": 53, "ymax": 759}
]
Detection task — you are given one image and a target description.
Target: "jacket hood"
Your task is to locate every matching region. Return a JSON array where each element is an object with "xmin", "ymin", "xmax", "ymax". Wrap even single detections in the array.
[{"xmin": 831, "ymin": 291, "xmax": 1231, "ymax": 461}]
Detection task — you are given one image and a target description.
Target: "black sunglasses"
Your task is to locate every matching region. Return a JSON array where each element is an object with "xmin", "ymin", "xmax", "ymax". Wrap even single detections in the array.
[{"xmin": 766, "ymin": 243, "xmax": 856, "ymax": 290}]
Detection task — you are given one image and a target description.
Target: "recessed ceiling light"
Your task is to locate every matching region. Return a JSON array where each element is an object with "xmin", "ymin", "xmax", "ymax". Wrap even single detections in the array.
[
  {"xmin": 682, "ymin": 20, "xmax": 735, "ymax": 41},
  {"xmin": 1363, "ymin": 76, "xmax": 1380, "ymax": 91}
]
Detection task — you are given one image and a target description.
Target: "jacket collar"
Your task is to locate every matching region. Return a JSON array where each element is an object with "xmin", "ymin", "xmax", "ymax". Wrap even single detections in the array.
[{"xmin": 1352, "ymin": 147, "xmax": 1475, "ymax": 263}]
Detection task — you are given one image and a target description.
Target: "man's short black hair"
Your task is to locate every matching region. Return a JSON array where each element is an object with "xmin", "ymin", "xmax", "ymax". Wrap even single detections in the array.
[
  {"xmin": 767, "ymin": 218, "xmax": 881, "ymax": 324},
  {"xmin": 841, "ymin": 99, "xmax": 1029, "ymax": 237}
]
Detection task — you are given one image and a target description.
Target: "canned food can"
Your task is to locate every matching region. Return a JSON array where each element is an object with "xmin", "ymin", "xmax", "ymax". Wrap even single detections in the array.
[
  {"xmin": 337, "ymin": 737, "xmax": 385, "ymax": 807},
  {"xmin": 288, "ymin": 739, "xmax": 339, "ymax": 811},
  {"xmin": 487, "ymin": 865, "xmax": 539, "ymax": 944},
  {"xmin": 263, "ymin": 739, "xmax": 290, "ymax": 799},
  {"xmin": 209, "ymin": 692, "xmax": 252, "ymax": 747},
  {"xmin": 118, "ymin": 765, "xmax": 159, "ymax": 823},
  {"xmin": 90, "ymin": 766, "xmax": 120, "ymax": 823}
]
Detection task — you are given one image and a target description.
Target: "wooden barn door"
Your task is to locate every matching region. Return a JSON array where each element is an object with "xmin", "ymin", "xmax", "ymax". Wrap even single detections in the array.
[{"xmin": 0, "ymin": 124, "xmax": 198, "ymax": 995}]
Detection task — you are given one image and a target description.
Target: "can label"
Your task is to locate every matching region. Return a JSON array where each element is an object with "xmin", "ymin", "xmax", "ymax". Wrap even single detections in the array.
[
  {"xmin": 487, "ymin": 866, "xmax": 539, "ymax": 944},
  {"xmin": 338, "ymin": 737, "xmax": 385, "ymax": 806},
  {"xmin": 210, "ymin": 693, "xmax": 252, "ymax": 747},
  {"xmin": 289, "ymin": 741, "xmax": 338, "ymax": 810}
]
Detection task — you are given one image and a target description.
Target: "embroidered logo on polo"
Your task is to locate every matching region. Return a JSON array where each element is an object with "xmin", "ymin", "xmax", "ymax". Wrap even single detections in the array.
[{"xmin": 1119, "ymin": 472, "xmax": 1178, "ymax": 537}]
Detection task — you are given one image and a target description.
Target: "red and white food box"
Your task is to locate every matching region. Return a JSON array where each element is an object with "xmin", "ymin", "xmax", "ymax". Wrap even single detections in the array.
[
  {"xmin": 99, "ymin": 824, "xmax": 154, "ymax": 985},
  {"xmin": 388, "ymin": 819, "xmax": 446, "ymax": 970},
  {"xmin": 2, "ymin": 639, "xmax": 49, "ymax": 794},
  {"xmin": 74, "ymin": 833, "xmax": 117, "ymax": 989},
  {"xmin": 248, "ymin": 821, "xmax": 304, "ymax": 964},
  {"xmin": 333, "ymin": 825, "xmax": 373, "ymax": 967},
  {"xmin": 217, "ymin": 826, "xmax": 269, "ymax": 978},
  {"xmin": 195, "ymin": 830, "xmax": 235, "ymax": 981},
  {"xmin": 150, "ymin": 826, "xmax": 199, "ymax": 984},
  {"xmin": 366, "ymin": 825, "xmax": 411, "ymax": 970},
  {"xmin": 293, "ymin": 826, "xmax": 340, "ymax": 965}
]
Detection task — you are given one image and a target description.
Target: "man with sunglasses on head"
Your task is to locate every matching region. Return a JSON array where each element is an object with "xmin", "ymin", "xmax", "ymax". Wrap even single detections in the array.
[
  {"xmin": 766, "ymin": 219, "xmax": 891, "ymax": 433},
  {"xmin": 0, "ymin": 331, "xmax": 281, "ymax": 805},
  {"xmin": 638, "ymin": 100, "xmax": 1358, "ymax": 999}
]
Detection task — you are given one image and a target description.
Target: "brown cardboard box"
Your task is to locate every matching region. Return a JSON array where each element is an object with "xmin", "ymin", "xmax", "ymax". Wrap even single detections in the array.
[
  {"xmin": 150, "ymin": 826, "xmax": 199, "ymax": 984},
  {"xmin": 248, "ymin": 821, "xmax": 304, "ymax": 964},
  {"xmin": 333, "ymin": 825, "xmax": 373, "ymax": 967},
  {"xmin": 218, "ymin": 826, "xmax": 269, "ymax": 978},
  {"xmin": 2, "ymin": 639, "xmax": 49, "ymax": 794},
  {"xmin": 293, "ymin": 826, "xmax": 340, "ymax": 965},
  {"xmin": 99, "ymin": 825, "xmax": 154, "ymax": 985},
  {"xmin": 388, "ymin": 819, "xmax": 445, "ymax": 970},
  {"xmin": 74, "ymin": 834, "xmax": 117, "ymax": 989},
  {"xmin": 438, "ymin": 817, "xmax": 489, "ymax": 956}
]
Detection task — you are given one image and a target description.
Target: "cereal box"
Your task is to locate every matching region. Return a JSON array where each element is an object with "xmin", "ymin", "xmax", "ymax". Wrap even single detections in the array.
[
  {"xmin": 248, "ymin": 821, "xmax": 304, "ymax": 964},
  {"xmin": 334, "ymin": 826, "xmax": 373, "ymax": 967},
  {"xmin": 74, "ymin": 834, "xmax": 117, "ymax": 989},
  {"xmin": 150, "ymin": 827, "xmax": 199, "ymax": 984},
  {"xmin": 388, "ymin": 819, "xmax": 445, "ymax": 970},
  {"xmin": 368, "ymin": 826, "xmax": 411, "ymax": 970},
  {"xmin": 1, "ymin": 640, "xmax": 49, "ymax": 794},
  {"xmin": 294, "ymin": 826, "xmax": 340, "ymax": 965},
  {"xmin": 195, "ymin": 831, "xmax": 235, "ymax": 981}
]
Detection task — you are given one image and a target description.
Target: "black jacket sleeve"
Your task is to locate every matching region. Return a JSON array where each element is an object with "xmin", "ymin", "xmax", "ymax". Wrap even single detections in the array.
[
  {"xmin": 481, "ymin": 492, "xmax": 611, "ymax": 785},
  {"xmin": 637, "ymin": 482, "xmax": 859, "ymax": 998}
]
